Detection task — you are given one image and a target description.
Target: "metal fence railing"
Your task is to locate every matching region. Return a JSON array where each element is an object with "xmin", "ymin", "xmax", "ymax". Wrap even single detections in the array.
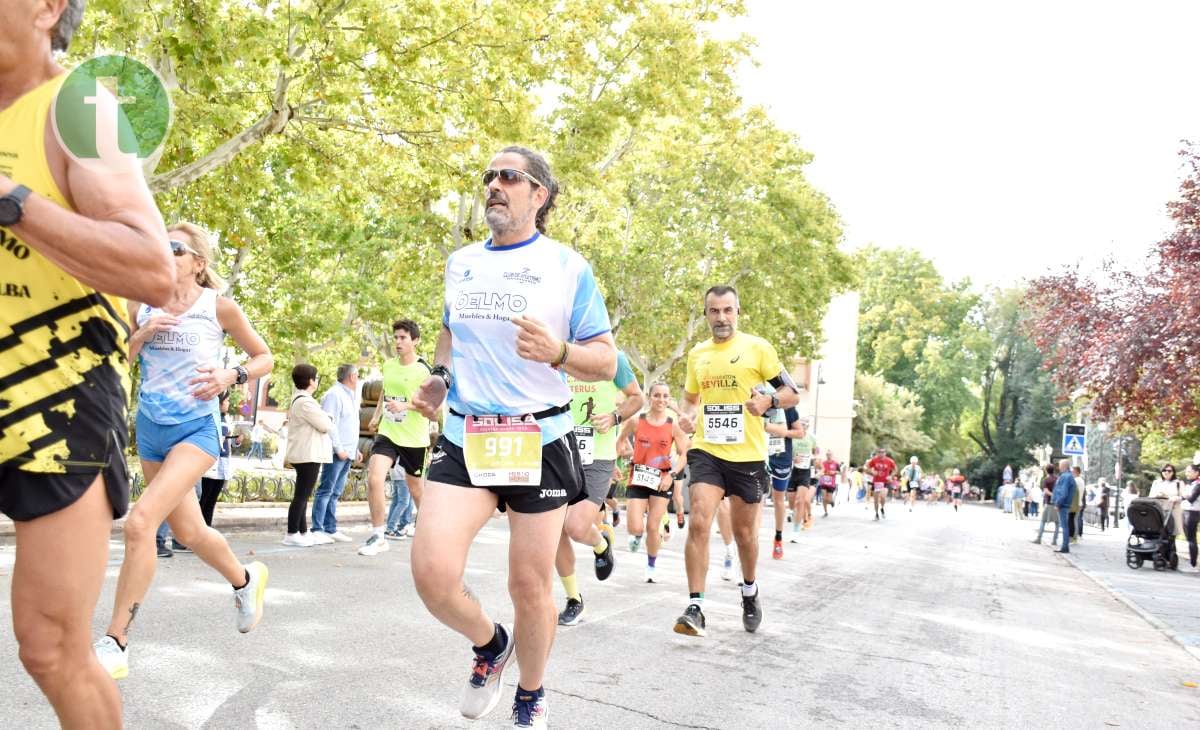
[{"xmin": 130, "ymin": 469, "xmax": 369, "ymax": 503}]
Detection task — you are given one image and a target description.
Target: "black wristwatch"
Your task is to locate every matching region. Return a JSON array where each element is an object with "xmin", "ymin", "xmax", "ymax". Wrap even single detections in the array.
[
  {"xmin": 770, "ymin": 394, "xmax": 780, "ymax": 410},
  {"xmin": 430, "ymin": 364, "xmax": 452, "ymax": 390},
  {"xmin": 0, "ymin": 185, "xmax": 32, "ymax": 227},
  {"xmin": 234, "ymin": 365, "xmax": 249, "ymax": 385}
]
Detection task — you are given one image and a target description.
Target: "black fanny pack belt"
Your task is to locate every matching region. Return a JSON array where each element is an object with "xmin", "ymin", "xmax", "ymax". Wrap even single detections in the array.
[{"xmin": 450, "ymin": 403, "xmax": 571, "ymax": 421}]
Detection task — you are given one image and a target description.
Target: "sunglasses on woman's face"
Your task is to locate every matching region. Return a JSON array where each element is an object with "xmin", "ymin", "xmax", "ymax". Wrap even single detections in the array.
[
  {"xmin": 1162, "ymin": 469, "xmax": 1174, "ymax": 474},
  {"xmin": 170, "ymin": 239, "xmax": 200, "ymax": 257}
]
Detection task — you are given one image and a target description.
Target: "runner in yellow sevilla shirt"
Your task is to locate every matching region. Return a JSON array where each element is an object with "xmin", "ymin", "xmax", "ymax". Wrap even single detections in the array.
[{"xmin": 673, "ymin": 285, "xmax": 799, "ymax": 638}]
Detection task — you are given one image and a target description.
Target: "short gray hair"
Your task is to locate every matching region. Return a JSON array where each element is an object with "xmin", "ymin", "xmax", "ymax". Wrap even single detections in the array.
[
  {"xmin": 336, "ymin": 364, "xmax": 357, "ymax": 383},
  {"xmin": 51, "ymin": 0, "xmax": 85, "ymax": 53}
]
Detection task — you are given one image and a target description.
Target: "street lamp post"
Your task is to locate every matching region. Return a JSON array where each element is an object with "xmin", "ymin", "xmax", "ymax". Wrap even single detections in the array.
[
  {"xmin": 811, "ymin": 363, "xmax": 825, "ymax": 435},
  {"xmin": 1114, "ymin": 436, "xmax": 1124, "ymax": 528}
]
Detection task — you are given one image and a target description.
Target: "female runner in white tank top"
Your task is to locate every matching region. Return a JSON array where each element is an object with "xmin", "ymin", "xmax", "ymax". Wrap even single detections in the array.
[{"xmin": 94, "ymin": 223, "xmax": 273, "ymax": 680}]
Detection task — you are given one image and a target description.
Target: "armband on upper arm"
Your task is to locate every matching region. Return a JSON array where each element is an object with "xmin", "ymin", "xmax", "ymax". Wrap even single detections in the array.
[{"xmin": 767, "ymin": 370, "xmax": 797, "ymax": 392}]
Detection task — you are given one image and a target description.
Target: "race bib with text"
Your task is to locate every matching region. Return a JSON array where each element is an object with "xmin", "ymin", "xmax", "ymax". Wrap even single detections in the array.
[
  {"xmin": 631, "ymin": 463, "xmax": 664, "ymax": 490},
  {"xmin": 574, "ymin": 425, "xmax": 595, "ymax": 466},
  {"xmin": 463, "ymin": 415, "xmax": 542, "ymax": 486},
  {"xmin": 703, "ymin": 404, "xmax": 744, "ymax": 444}
]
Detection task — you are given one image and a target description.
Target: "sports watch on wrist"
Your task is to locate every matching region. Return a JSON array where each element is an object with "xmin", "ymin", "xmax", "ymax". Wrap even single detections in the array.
[
  {"xmin": 770, "ymin": 393, "xmax": 780, "ymax": 410},
  {"xmin": 0, "ymin": 185, "xmax": 33, "ymax": 227},
  {"xmin": 234, "ymin": 365, "xmax": 249, "ymax": 385},
  {"xmin": 430, "ymin": 364, "xmax": 452, "ymax": 390}
]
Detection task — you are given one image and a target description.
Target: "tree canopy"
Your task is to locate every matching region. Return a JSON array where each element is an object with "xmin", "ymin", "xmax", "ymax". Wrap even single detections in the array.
[
  {"xmin": 1027, "ymin": 144, "xmax": 1200, "ymax": 434},
  {"xmin": 74, "ymin": 0, "xmax": 850, "ymax": 395}
]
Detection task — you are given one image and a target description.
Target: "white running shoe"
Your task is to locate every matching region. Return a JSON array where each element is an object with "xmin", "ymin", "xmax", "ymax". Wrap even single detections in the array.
[
  {"xmin": 309, "ymin": 531, "xmax": 335, "ymax": 545},
  {"xmin": 404, "ymin": 523, "xmax": 416, "ymax": 537},
  {"xmin": 93, "ymin": 635, "xmax": 128, "ymax": 680},
  {"xmin": 329, "ymin": 531, "xmax": 352, "ymax": 542},
  {"xmin": 233, "ymin": 561, "xmax": 268, "ymax": 633},
  {"xmin": 629, "ymin": 535, "xmax": 641, "ymax": 553},
  {"xmin": 461, "ymin": 626, "xmax": 515, "ymax": 719},
  {"xmin": 721, "ymin": 554, "xmax": 736, "ymax": 581},
  {"xmin": 358, "ymin": 533, "xmax": 390, "ymax": 556},
  {"xmin": 644, "ymin": 565, "xmax": 657, "ymax": 583}
]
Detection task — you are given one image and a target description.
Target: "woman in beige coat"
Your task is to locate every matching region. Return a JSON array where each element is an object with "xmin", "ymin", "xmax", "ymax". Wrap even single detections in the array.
[{"xmin": 284, "ymin": 364, "xmax": 334, "ymax": 546}]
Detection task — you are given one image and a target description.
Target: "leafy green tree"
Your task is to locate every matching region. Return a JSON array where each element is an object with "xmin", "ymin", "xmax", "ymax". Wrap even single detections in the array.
[
  {"xmin": 76, "ymin": 0, "xmax": 792, "ymax": 392},
  {"xmin": 850, "ymin": 373, "xmax": 933, "ymax": 465},
  {"xmin": 965, "ymin": 289, "xmax": 1066, "ymax": 490},
  {"xmin": 854, "ymin": 246, "xmax": 987, "ymax": 465}
]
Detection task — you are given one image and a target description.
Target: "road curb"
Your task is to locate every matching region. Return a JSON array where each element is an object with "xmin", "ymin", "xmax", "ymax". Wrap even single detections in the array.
[
  {"xmin": 0, "ymin": 502, "xmax": 373, "ymax": 538},
  {"xmin": 1059, "ymin": 550, "xmax": 1200, "ymax": 665}
]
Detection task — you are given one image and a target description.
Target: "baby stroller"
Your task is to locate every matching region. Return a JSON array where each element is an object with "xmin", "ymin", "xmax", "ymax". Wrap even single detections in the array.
[{"xmin": 1125, "ymin": 498, "xmax": 1179, "ymax": 571}]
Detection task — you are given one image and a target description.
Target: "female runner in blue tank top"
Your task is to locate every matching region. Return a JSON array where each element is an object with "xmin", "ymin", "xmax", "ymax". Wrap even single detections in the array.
[{"xmin": 93, "ymin": 223, "xmax": 273, "ymax": 680}]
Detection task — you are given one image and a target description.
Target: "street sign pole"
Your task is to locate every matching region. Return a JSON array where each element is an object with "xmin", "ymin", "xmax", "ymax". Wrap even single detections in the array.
[{"xmin": 1062, "ymin": 423, "xmax": 1087, "ymax": 457}]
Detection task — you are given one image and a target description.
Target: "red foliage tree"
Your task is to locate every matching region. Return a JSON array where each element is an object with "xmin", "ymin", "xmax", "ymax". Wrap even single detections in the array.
[{"xmin": 1027, "ymin": 144, "xmax": 1200, "ymax": 432}]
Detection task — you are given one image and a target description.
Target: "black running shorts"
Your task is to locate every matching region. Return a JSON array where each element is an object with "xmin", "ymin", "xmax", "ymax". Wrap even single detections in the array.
[
  {"xmin": 626, "ymin": 484, "xmax": 674, "ymax": 501},
  {"xmin": 686, "ymin": 449, "xmax": 766, "ymax": 505},
  {"xmin": 0, "ymin": 428, "xmax": 130, "ymax": 521},
  {"xmin": 787, "ymin": 468, "xmax": 813, "ymax": 493},
  {"xmin": 370, "ymin": 435, "xmax": 427, "ymax": 478},
  {"xmin": 425, "ymin": 432, "xmax": 584, "ymax": 514}
]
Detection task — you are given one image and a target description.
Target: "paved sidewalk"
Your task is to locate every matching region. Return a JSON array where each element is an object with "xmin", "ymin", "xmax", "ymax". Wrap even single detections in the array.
[
  {"xmin": 1022, "ymin": 511, "xmax": 1200, "ymax": 662},
  {"xmin": 0, "ymin": 501, "xmax": 372, "ymax": 537}
]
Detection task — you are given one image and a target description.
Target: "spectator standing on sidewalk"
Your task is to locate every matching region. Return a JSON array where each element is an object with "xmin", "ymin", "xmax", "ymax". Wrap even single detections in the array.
[
  {"xmin": 1149, "ymin": 464, "xmax": 1184, "ymax": 537},
  {"xmin": 310, "ymin": 364, "xmax": 360, "ymax": 544},
  {"xmin": 1011, "ymin": 480, "xmax": 1026, "ymax": 520},
  {"xmin": 199, "ymin": 391, "xmax": 241, "ymax": 526},
  {"xmin": 386, "ymin": 460, "xmax": 417, "ymax": 539},
  {"xmin": 1182, "ymin": 464, "xmax": 1200, "ymax": 570},
  {"xmin": 248, "ymin": 422, "xmax": 266, "ymax": 461},
  {"xmin": 1052, "ymin": 459, "xmax": 1077, "ymax": 553},
  {"xmin": 283, "ymin": 364, "xmax": 333, "ymax": 546},
  {"xmin": 1098, "ymin": 484, "xmax": 1111, "ymax": 531},
  {"xmin": 1033, "ymin": 464, "xmax": 1059, "ymax": 544},
  {"xmin": 1025, "ymin": 471, "xmax": 1040, "ymax": 518}
]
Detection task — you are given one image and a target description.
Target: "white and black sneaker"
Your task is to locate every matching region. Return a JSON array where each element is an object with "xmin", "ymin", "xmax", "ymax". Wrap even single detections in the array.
[
  {"xmin": 557, "ymin": 597, "xmax": 584, "ymax": 626},
  {"xmin": 358, "ymin": 533, "xmax": 390, "ymax": 556},
  {"xmin": 673, "ymin": 603, "xmax": 706, "ymax": 637}
]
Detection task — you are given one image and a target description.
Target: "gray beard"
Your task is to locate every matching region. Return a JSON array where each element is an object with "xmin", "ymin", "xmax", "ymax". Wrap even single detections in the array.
[{"xmin": 486, "ymin": 206, "xmax": 534, "ymax": 238}]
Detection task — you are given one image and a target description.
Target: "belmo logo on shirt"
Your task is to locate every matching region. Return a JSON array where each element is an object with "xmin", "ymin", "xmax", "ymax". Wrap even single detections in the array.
[
  {"xmin": 454, "ymin": 291, "xmax": 529, "ymax": 314},
  {"xmin": 52, "ymin": 55, "xmax": 171, "ymax": 172}
]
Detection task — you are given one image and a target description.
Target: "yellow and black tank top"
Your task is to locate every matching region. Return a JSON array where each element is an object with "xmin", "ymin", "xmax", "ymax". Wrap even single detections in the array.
[{"xmin": 0, "ymin": 75, "xmax": 131, "ymax": 474}]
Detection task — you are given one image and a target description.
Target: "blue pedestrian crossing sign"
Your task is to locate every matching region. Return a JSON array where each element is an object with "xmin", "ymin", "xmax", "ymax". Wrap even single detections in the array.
[{"xmin": 1062, "ymin": 424, "xmax": 1087, "ymax": 456}]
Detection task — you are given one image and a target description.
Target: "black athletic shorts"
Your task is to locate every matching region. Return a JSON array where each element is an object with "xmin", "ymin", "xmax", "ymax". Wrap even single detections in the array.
[
  {"xmin": 370, "ymin": 435, "xmax": 427, "ymax": 478},
  {"xmin": 626, "ymin": 484, "xmax": 673, "ymax": 501},
  {"xmin": 606, "ymin": 481, "xmax": 619, "ymax": 500},
  {"xmin": 686, "ymin": 449, "xmax": 765, "ymax": 505},
  {"xmin": 0, "ymin": 428, "xmax": 130, "ymax": 521},
  {"xmin": 787, "ymin": 468, "xmax": 813, "ymax": 493},
  {"xmin": 425, "ymin": 432, "xmax": 584, "ymax": 514}
]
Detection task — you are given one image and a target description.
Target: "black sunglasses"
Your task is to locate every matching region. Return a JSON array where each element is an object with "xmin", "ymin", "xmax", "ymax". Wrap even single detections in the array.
[{"xmin": 482, "ymin": 168, "xmax": 542, "ymax": 188}]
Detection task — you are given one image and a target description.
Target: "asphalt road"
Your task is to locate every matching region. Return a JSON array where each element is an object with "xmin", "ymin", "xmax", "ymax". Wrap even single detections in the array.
[{"xmin": 2, "ymin": 498, "xmax": 1198, "ymax": 729}]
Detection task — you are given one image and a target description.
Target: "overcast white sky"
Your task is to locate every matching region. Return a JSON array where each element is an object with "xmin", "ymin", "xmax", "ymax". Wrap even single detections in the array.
[{"xmin": 732, "ymin": 0, "xmax": 1200, "ymax": 288}]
